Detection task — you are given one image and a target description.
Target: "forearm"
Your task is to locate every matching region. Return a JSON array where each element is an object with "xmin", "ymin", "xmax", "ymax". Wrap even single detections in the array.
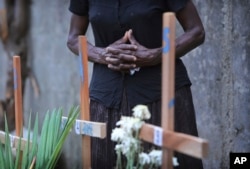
[
  {"xmin": 175, "ymin": 27, "xmax": 205, "ymax": 58},
  {"xmin": 67, "ymin": 37, "xmax": 107, "ymax": 65},
  {"xmin": 175, "ymin": 0, "xmax": 205, "ymax": 58},
  {"xmin": 88, "ymin": 44, "xmax": 107, "ymax": 64},
  {"xmin": 67, "ymin": 14, "xmax": 107, "ymax": 64}
]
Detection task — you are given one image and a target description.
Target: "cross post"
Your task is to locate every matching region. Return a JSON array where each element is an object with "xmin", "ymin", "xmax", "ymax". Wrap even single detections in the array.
[{"xmin": 13, "ymin": 56, "xmax": 23, "ymax": 137}]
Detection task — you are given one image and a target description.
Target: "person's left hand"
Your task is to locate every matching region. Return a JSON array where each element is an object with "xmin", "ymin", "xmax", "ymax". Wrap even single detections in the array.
[{"xmin": 126, "ymin": 29, "xmax": 162, "ymax": 67}]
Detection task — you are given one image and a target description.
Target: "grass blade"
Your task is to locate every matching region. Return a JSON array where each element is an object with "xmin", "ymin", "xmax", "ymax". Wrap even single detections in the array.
[
  {"xmin": 0, "ymin": 142, "xmax": 6, "ymax": 168},
  {"xmin": 14, "ymin": 130, "xmax": 23, "ymax": 169},
  {"xmin": 4, "ymin": 115, "xmax": 14, "ymax": 169},
  {"xmin": 29, "ymin": 114, "xmax": 39, "ymax": 165}
]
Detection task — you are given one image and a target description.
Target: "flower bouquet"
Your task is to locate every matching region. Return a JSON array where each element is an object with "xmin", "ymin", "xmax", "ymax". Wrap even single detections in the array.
[{"xmin": 111, "ymin": 105, "xmax": 179, "ymax": 169}]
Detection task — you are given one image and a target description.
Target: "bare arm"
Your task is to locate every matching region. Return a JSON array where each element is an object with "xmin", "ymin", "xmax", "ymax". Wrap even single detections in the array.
[
  {"xmin": 67, "ymin": 14, "xmax": 108, "ymax": 64},
  {"xmin": 67, "ymin": 14, "xmax": 88, "ymax": 55},
  {"xmin": 175, "ymin": 0, "xmax": 205, "ymax": 58}
]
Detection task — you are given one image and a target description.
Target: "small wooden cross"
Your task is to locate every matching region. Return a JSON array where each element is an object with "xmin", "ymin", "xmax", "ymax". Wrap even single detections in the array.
[
  {"xmin": 13, "ymin": 56, "xmax": 23, "ymax": 138},
  {"xmin": 0, "ymin": 56, "xmax": 26, "ymax": 154},
  {"xmin": 78, "ymin": 36, "xmax": 107, "ymax": 169},
  {"xmin": 139, "ymin": 13, "xmax": 208, "ymax": 169}
]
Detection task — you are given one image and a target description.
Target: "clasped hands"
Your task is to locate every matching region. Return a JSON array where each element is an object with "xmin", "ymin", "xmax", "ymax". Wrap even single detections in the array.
[{"xmin": 102, "ymin": 29, "xmax": 161, "ymax": 73}]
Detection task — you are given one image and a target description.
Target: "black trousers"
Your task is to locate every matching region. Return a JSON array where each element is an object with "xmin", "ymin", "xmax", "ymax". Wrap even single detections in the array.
[{"xmin": 90, "ymin": 85, "xmax": 204, "ymax": 169}]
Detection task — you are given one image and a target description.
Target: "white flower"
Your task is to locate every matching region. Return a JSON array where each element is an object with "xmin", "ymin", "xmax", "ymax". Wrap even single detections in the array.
[
  {"xmin": 120, "ymin": 137, "xmax": 139, "ymax": 155},
  {"xmin": 115, "ymin": 144, "xmax": 123, "ymax": 151},
  {"xmin": 132, "ymin": 105, "xmax": 151, "ymax": 120},
  {"xmin": 111, "ymin": 128, "xmax": 126, "ymax": 142},
  {"xmin": 117, "ymin": 116, "xmax": 144, "ymax": 134},
  {"xmin": 149, "ymin": 150, "xmax": 162, "ymax": 167},
  {"xmin": 139, "ymin": 152, "xmax": 151, "ymax": 165},
  {"xmin": 148, "ymin": 149, "xmax": 179, "ymax": 167}
]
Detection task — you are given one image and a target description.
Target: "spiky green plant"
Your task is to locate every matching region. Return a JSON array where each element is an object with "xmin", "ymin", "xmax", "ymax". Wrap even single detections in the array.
[{"xmin": 0, "ymin": 106, "xmax": 80, "ymax": 169}]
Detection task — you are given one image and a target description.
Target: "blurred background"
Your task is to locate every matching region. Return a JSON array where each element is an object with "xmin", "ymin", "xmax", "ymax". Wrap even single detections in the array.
[{"xmin": 0, "ymin": 0, "xmax": 249, "ymax": 168}]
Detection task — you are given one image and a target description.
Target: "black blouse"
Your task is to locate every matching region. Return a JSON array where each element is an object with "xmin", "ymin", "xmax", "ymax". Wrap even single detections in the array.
[{"xmin": 69, "ymin": 0, "xmax": 191, "ymax": 108}]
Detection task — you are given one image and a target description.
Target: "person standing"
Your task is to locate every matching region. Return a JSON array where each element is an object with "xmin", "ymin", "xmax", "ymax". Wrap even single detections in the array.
[{"xmin": 67, "ymin": 0, "xmax": 205, "ymax": 169}]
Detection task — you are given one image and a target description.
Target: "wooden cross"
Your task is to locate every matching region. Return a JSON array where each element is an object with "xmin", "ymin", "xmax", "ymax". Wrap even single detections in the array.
[
  {"xmin": 139, "ymin": 13, "xmax": 208, "ymax": 169},
  {"xmin": 0, "ymin": 56, "xmax": 32, "ymax": 153},
  {"xmin": 0, "ymin": 56, "xmax": 26, "ymax": 152},
  {"xmin": 78, "ymin": 36, "xmax": 107, "ymax": 169}
]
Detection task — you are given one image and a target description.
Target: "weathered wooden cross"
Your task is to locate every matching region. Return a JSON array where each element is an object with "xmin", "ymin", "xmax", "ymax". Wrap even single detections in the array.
[
  {"xmin": 0, "ymin": 56, "xmax": 24, "ymax": 166},
  {"xmin": 0, "ymin": 56, "xmax": 23, "ymax": 146},
  {"xmin": 138, "ymin": 13, "xmax": 208, "ymax": 169},
  {"xmin": 76, "ymin": 36, "xmax": 107, "ymax": 169}
]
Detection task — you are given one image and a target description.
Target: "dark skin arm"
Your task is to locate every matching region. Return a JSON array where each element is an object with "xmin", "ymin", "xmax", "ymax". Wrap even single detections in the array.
[
  {"xmin": 175, "ymin": 0, "xmax": 205, "ymax": 57},
  {"xmin": 106, "ymin": 0, "xmax": 205, "ymax": 71},
  {"xmin": 67, "ymin": 14, "xmax": 136, "ymax": 69}
]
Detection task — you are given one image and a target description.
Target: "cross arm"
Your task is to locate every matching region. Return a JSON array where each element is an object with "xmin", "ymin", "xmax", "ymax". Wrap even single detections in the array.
[
  {"xmin": 62, "ymin": 117, "xmax": 106, "ymax": 139},
  {"xmin": 0, "ymin": 131, "xmax": 29, "ymax": 151},
  {"xmin": 139, "ymin": 123, "xmax": 208, "ymax": 159}
]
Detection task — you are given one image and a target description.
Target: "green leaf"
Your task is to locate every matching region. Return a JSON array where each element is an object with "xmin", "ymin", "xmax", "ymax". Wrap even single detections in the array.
[
  {"xmin": 29, "ymin": 114, "xmax": 39, "ymax": 165},
  {"xmin": 4, "ymin": 115, "xmax": 14, "ymax": 169},
  {"xmin": 0, "ymin": 142, "xmax": 6, "ymax": 168}
]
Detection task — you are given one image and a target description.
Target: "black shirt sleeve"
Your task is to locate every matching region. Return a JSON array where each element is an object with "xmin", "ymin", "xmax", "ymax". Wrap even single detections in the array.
[
  {"xmin": 165, "ymin": 0, "xmax": 189, "ymax": 12},
  {"xmin": 69, "ymin": 0, "xmax": 89, "ymax": 16}
]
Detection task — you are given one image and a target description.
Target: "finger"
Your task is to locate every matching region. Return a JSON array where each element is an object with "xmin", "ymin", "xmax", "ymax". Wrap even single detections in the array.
[
  {"xmin": 119, "ymin": 53, "xmax": 137, "ymax": 62},
  {"xmin": 107, "ymin": 63, "xmax": 136, "ymax": 71},
  {"xmin": 105, "ymin": 53, "xmax": 136, "ymax": 63},
  {"xmin": 106, "ymin": 45, "xmax": 137, "ymax": 56},
  {"xmin": 127, "ymin": 29, "xmax": 138, "ymax": 46},
  {"xmin": 123, "ymin": 31, "xmax": 129, "ymax": 41},
  {"xmin": 114, "ymin": 43, "xmax": 137, "ymax": 51},
  {"xmin": 113, "ymin": 31, "xmax": 129, "ymax": 45},
  {"xmin": 106, "ymin": 47, "xmax": 121, "ymax": 55},
  {"xmin": 105, "ymin": 56, "xmax": 120, "ymax": 65},
  {"xmin": 119, "ymin": 63, "xmax": 137, "ymax": 70}
]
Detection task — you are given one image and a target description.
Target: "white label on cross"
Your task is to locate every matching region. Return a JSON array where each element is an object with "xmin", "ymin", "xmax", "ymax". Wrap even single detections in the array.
[
  {"xmin": 10, "ymin": 135, "xmax": 15, "ymax": 148},
  {"xmin": 61, "ymin": 117, "xmax": 67, "ymax": 129},
  {"xmin": 153, "ymin": 126, "xmax": 163, "ymax": 146},
  {"xmin": 75, "ymin": 120, "xmax": 81, "ymax": 135}
]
